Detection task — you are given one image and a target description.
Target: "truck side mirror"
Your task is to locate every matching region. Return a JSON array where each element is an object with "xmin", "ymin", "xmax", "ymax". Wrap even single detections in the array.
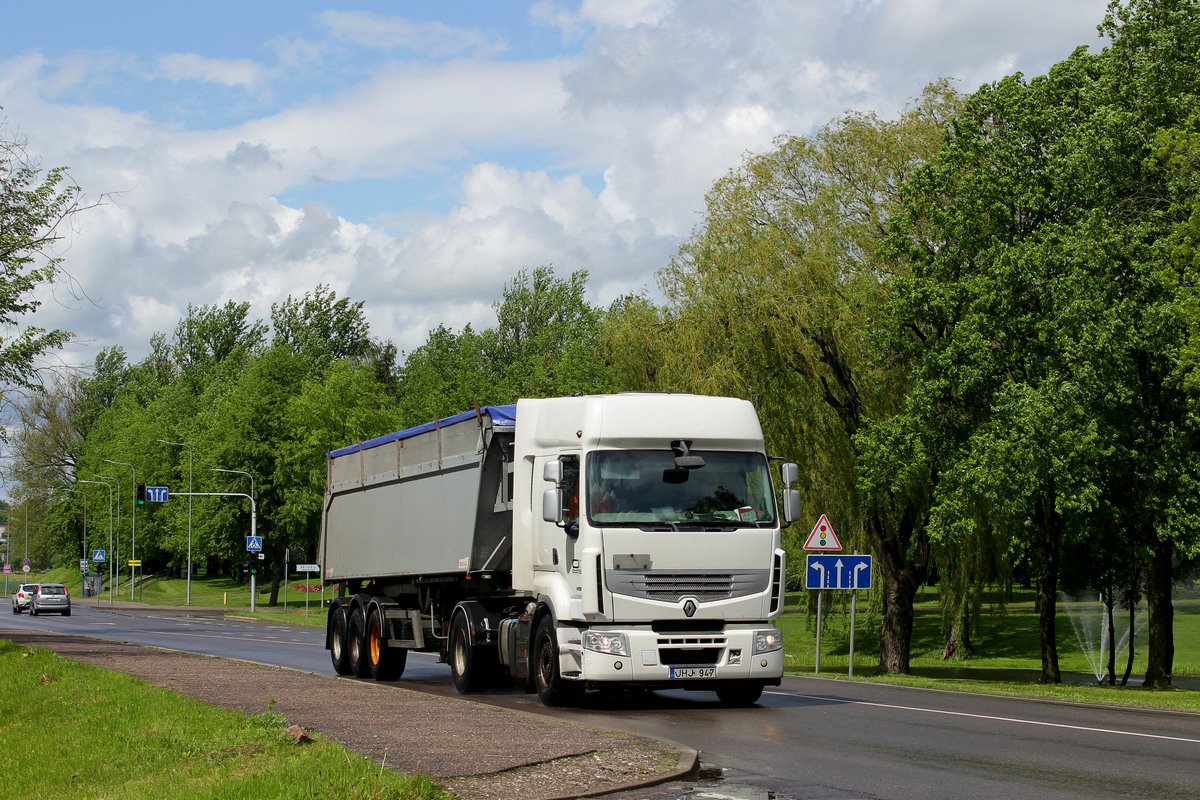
[
  {"xmin": 542, "ymin": 488, "xmax": 563, "ymax": 523},
  {"xmin": 780, "ymin": 462, "xmax": 802, "ymax": 526},
  {"xmin": 543, "ymin": 460, "xmax": 563, "ymax": 484},
  {"xmin": 782, "ymin": 489, "xmax": 802, "ymax": 525}
]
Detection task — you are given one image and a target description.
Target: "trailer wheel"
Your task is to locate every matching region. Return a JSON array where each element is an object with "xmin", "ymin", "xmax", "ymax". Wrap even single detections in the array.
[
  {"xmin": 532, "ymin": 617, "xmax": 581, "ymax": 707},
  {"xmin": 348, "ymin": 606, "xmax": 372, "ymax": 677},
  {"xmin": 715, "ymin": 681, "xmax": 764, "ymax": 707},
  {"xmin": 329, "ymin": 606, "xmax": 353, "ymax": 675},
  {"xmin": 367, "ymin": 608, "xmax": 406, "ymax": 681}
]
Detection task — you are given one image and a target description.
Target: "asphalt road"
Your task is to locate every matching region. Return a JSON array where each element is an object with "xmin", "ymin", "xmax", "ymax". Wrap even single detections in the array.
[{"xmin": 7, "ymin": 600, "xmax": 1200, "ymax": 800}]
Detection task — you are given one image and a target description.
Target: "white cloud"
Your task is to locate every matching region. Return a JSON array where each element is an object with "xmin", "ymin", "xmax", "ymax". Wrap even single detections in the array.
[
  {"xmin": 10, "ymin": 0, "xmax": 1114, "ymax": 371},
  {"xmin": 318, "ymin": 11, "xmax": 506, "ymax": 57},
  {"xmin": 156, "ymin": 53, "xmax": 268, "ymax": 88}
]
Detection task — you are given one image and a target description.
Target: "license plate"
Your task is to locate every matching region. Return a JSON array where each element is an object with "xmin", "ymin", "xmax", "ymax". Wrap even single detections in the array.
[{"xmin": 669, "ymin": 667, "xmax": 717, "ymax": 679}]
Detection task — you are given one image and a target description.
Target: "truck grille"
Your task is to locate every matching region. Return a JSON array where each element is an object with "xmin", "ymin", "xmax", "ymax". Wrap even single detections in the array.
[
  {"xmin": 607, "ymin": 569, "xmax": 769, "ymax": 603},
  {"xmin": 643, "ymin": 574, "xmax": 732, "ymax": 601}
]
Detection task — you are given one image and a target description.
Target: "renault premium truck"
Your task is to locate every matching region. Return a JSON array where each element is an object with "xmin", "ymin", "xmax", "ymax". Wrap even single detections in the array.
[{"xmin": 319, "ymin": 393, "xmax": 801, "ymax": 706}]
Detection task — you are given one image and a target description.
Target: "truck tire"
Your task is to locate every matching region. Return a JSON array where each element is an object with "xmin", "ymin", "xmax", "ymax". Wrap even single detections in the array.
[
  {"xmin": 367, "ymin": 607, "xmax": 406, "ymax": 681},
  {"xmin": 532, "ymin": 616, "xmax": 582, "ymax": 707},
  {"xmin": 329, "ymin": 606, "xmax": 353, "ymax": 675},
  {"xmin": 348, "ymin": 606, "xmax": 371, "ymax": 678},
  {"xmin": 715, "ymin": 681, "xmax": 764, "ymax": 707},
  {"xmin": 448, "ymin": 612, "xmax": 498, "ymax": 693}
]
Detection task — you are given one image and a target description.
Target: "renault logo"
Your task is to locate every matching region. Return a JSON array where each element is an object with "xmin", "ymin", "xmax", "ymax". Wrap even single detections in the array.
[{"xmin": 683, "ymin": 599, "xmax": 697, "ymax": 617}]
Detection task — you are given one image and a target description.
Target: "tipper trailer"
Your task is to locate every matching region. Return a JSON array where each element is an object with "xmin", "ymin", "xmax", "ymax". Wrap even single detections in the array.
[{"xmin": 320, "ymin": 393, "xmax": 802, "ymax": 706}]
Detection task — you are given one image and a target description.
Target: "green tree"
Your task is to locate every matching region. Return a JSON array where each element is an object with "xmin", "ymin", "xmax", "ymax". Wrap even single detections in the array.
[
  {"xmin": 483, "ymin": 266, "xmax": 614, "ymax": 400},
  {"xmin": 0, "ymin": 114, "xmax": 86, "ymax": 408},
  {"xmin": 878, "ymin": 0, "xmax": 1200, "ymax": 685},
  {"xmin": 399, "ymin": 266, "xmax": 615, "ymax": 422},
  {"xmin": 399, "ymin": 323, "xmax": 490, "ymax": 423},
  {"xmin": 173, "ymin": 300, "xmax": 266, "ymax": 385},
  {"xmin": 609, "ymin": 82, "xmax": 961, "ymax": 673},
  {"xmin": 271, "ymin": 284, "xmax": 371, "ymax": 363}
]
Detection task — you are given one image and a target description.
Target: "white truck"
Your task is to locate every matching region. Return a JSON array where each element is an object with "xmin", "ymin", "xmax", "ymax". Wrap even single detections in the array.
[{"xmin": 319, "ymin": 393, "xmax": 801, "ymax": 706}]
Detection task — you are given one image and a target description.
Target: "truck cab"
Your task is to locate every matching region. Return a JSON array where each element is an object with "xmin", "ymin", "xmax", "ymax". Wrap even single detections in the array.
[{"xmin": 513, "ymin": 394, "xmax": 791, "ymax": 705}]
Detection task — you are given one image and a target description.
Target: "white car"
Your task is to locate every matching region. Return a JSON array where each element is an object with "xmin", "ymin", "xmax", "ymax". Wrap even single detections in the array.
[{"xmin": 12, "ymin": 583, "xmax": 38, "ymax": 613}]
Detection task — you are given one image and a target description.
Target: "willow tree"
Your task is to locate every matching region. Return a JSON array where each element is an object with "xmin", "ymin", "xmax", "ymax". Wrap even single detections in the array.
[{"xmin": 608, "ymin": 82, "xmax": 961, "ymax": 673}]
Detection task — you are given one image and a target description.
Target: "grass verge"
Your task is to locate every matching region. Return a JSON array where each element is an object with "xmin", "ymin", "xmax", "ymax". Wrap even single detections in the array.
[
  {"xmin": 0, "ymin": 639, "xmax": 450, "ymax": 799},
  {"xmin": 777, "ymin": 591, "xmax": 1200, "ymax": 712}
]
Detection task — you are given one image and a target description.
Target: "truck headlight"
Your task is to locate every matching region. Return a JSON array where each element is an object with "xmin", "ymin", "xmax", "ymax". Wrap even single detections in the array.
[
  {"xmin": 583, "ymin": 631, "xmax": 630, "ymax": 657},
  {"xmin": 753, "ymin": 629, "xmax": 783, "ymax": 655}
]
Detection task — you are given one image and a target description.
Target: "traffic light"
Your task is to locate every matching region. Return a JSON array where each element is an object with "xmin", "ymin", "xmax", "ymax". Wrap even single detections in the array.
[{"xmin": 136, "ymin": 483, "xmax": 146, "ymax": 506}]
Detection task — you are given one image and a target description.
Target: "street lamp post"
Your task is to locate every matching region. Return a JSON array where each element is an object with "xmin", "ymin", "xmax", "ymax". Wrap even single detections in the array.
[
  {"xmin": 212, "ymin": 468, "xmax": 256, "ymax": 607},
  {"xmin": 175, "ymin": 491, "xmax": 257, "ymax": 610},
  {"xmin": 60, "ymin": 488, "xmax": 86, "ymax": 597},
  {"xmin": 77, "ymin": 479, "xmax": 114, "ymax": 605},
  {"xmin": 94, "ymin": 475, "xmax": 120, "ymax": 603},
  {"xmin": 159, "ymin": 440, "xmax": 194, "ymax": 604},
  {"xmin": 103, "ymin": 459, "xmax": 137, "ymax": 601},
  {"xmin": 211, "ymin": 468, "xmax": 254, "ymax": 505}
]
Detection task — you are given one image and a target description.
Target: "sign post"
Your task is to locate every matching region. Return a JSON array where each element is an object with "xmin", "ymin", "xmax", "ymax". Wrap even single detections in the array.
[
  {"xmin": 297, "ymin": 564, "xmax": 320, "ymax": 616},
  {"xmin": 806, "ymin": 551, "xmax": 873, "ymax": 676},
  {"xmin": 804, "ymin": 515, "xmax": 842, "ymax": 674},
  {"xmin": 246, "ymin": 535, "xmax": 263, "ymax": 612}
]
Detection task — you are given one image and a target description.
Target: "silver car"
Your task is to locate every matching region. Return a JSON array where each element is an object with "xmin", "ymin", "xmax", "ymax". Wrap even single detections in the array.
[
  {"xmin": 29, "ymin": 583, "xmax": 71, "ymax": 616},
  {"xmin": 11, "ymin": 583, "xmax": 38, "ymax": 613}
]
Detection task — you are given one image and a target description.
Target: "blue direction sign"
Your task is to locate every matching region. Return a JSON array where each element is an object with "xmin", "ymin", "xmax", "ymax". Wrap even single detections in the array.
[
  {"xmin": 246, "ymin": 536, "xmax": 263, "ymax": 552},
  {"xmin": 92, "ymin": 549, "xmax": 106, "ymax": 562},
  {"xmin": 806, "ymin": 553, "xmax": 873, "ymax": 590},
  {"xmin": 146, "ymin": 486, "xmax": 169, "ymax": 502}
]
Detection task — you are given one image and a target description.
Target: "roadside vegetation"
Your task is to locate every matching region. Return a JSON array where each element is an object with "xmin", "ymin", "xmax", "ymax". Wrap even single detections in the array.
[
  {"xmin": 4, "ymin": 0, "xmax": 1200, "ymax": 688},
  {"xmin": 0, "ymin": 638, "xmax": 449, "ymax": 799}
]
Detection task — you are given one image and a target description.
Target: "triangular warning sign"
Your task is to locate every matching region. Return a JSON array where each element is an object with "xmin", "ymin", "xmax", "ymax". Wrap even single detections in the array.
[{"xmin": 803, "ymin": 514, "xmax": 842, "ymax": 551}]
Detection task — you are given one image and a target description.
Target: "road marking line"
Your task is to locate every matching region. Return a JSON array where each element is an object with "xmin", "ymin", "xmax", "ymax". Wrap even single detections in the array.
[{"xmin": 788, "ymin": 693, "xmax": 1200, "ymax": 745}]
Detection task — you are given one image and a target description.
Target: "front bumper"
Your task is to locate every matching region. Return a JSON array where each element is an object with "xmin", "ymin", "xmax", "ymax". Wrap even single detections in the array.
[{"xmin": 563, "ymin": 625, "xmax": 784, "ymax": 686}]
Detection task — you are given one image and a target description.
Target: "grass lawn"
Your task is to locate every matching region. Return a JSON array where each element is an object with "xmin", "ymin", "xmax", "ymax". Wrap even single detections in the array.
[
  {"xmin": 18, "ymin": 565, "xmax": 327, "ymax": 612},
  {"xmin": 0, "ymin": 639, "xmax": 449, "ymax": 799},
  {"xmin": 777, "ymin": 586, "xmax": 1200, "ymax": 712}
]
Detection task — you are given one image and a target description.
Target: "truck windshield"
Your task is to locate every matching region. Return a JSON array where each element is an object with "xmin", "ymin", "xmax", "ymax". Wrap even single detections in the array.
[{"xmin": 586, "ymin": 450, "xmax": 776, "ymax": 529}]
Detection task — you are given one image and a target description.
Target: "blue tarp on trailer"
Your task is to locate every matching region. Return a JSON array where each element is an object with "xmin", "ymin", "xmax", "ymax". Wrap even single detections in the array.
[{"xmin": 327, "ymin": 405, "xmax": 517, "ymax": 459}]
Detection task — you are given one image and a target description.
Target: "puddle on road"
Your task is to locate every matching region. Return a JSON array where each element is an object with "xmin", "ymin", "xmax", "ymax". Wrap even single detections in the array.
[
  {"xmin": 692, "ymin": 788, "xmax": 793, "ymax": 800},
  {"xmin": 664, "ymin": 764, "xmax": 796, "ymax": 800}
]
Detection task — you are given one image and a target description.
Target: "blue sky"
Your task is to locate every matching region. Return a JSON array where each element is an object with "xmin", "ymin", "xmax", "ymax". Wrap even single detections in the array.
[{"xmin": 1, "ymin": 1, "xmax": 1111, "ymax": 368}]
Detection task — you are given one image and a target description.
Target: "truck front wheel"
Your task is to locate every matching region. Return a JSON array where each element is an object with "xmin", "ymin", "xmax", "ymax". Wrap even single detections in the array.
[
  {"xmin": 367, "ymin": 608, "xmax": 406, "ymax": 681},
  {"xmin": 715, "ymin": 681, "xmax": 764, "ymax": 706},
  {"xmin": 532, "ymin": 617, "xmax": 581, "ymax": 707},
  {"xmin": 449, "ymin": 612, "xmax": 497, "ymax": 693}
]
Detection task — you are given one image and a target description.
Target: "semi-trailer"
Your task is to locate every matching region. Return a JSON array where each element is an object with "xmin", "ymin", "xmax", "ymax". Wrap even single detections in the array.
[{"xmin": 320, "ymin": 392, "xmax": 801, "ymax": 706}]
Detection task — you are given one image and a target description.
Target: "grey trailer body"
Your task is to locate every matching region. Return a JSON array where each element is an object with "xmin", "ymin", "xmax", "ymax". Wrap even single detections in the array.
[{"xmin": 321, "ymin": 406, "xmax": 515, "ymax": 583}]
